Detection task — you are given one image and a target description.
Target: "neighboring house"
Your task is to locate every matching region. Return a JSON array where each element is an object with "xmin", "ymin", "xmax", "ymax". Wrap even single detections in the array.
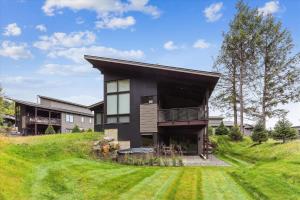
[
  {"xmin": 1, "ymin": 114, "xmax": 15, "ymax": 127},
  {"xmin": 209, "ymin": 116, "xmax": 254, "ymax": 136},
  {"xmin": 89, "ymin": 101, "xmax": 104, "ymax": 132},
  {"xmin": 85, "ymin": 55, "xmax": 220, "ymax": 157},
  {"xmin": 13, "ymin": 95, "xmax": 94, "ymax": 135}
]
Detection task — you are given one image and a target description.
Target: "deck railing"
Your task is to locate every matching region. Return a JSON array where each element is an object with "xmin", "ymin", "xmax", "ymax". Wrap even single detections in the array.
[
  {"xmin": 26, "ymin": 116, "xmax": 61, "ymax": 125},
  {"xmin": 158, "ymin": 107, "xmax": 207, "ymax": 122}
]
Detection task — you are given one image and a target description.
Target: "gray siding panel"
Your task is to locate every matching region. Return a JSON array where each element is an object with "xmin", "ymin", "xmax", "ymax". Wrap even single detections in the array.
[
  {"xmin": 61, "ymin": 113, "xmax": 94, "ymax": 132},
  {"xmin": 140, "ymin": 104, "xmax": 158, "ymax": 133}
]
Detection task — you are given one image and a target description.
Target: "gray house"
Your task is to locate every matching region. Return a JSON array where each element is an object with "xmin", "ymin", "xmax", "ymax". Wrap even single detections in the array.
[{"xmin": 14, "ymin": 95, "xmax": 94, "ymax": 135}]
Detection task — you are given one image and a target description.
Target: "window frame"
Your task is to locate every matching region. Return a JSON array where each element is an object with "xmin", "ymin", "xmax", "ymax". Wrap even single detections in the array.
[{"xmin": 105, "ymin": 79, "xmax": 130, "ymax": 124}]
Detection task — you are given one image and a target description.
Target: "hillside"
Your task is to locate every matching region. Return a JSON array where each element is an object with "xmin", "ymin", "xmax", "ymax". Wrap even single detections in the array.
[
  {"xmin": 212, "ymin": 136, "xmax": 300, "ymax": 199},
  {"xmin": 0, "ymin": 133, "xmax": 299, "ymax": 200}
]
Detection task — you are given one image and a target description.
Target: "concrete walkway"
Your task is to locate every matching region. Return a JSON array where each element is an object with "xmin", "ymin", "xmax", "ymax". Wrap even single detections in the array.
[{"xmin": 182, "ymin": 155, "xmax": 230, "ymax": 166}]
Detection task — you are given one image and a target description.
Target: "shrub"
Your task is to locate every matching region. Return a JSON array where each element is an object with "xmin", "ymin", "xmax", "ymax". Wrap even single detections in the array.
[
  {"xmin": 178, "ymin": 157, "xmax": 184, "ymax": 166},
  {"xmin": 72, "ymin": 125, "xmax": 80, "ymax": 133},
  {"xmin": 229, "ymin": 125, "xmax": 243, "ymax": 141},
  {"xmin": 45, "ymin": 125, "xmax": 56, "ymax": 134},
  {"xmin": 87, "ymin": 128, "xmax": 93, "ymax": 132},
  {"xmin": 208, "ymin": 126, "xmax": 213, "ymax": 136},
  {"xmin": 215, "ymin": 122, "xmax": 229, "ymax": 135},
  {"xmin": 251, "ymin": 121, "xmax": 268, "ymax": 144},
  {"xmin": 172, "ymin": 157, "xmax": 177, "ymax": 166},
  {"xmin": 272, "ymin": 118, "xmax": 297, "ymax": 143}
]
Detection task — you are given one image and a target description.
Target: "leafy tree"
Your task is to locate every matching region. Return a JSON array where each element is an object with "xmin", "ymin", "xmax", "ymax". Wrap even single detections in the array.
[
  {"xmin": 72, "ymin": 125, "xmax": 81, "ymax": 133},
  {"xmin": 272, "ymin": 118, "xmax": 297, "ymax": 143},
  {"xmin": 251, "ymin": 121, "xmax": 268, "ymax": 144},
  {"xmin": 45, "ymin": 125, "xmax": 56, "ymax": 134},
  {"xmin": 215, "ymin": 122, "xmax": 229, "ymax": 135},
  {"xmin": 252, "ymin": 14, "xmax": 300, "ymax": 128},
  {"xmin": 229, "ymin": 125, "xmax": 243, "ymax": 141}
]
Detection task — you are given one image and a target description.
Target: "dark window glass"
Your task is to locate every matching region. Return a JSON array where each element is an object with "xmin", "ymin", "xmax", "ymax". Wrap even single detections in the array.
[{"xmin": 141, "ymin": 135, "xmax": 153, "ymax": 147}]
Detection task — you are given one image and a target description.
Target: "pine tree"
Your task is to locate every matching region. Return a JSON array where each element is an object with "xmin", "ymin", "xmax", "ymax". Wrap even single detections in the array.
[
  {"xmin": 251, "ymin": 121, "xmax": 268, "ymax": 144},
  {"xmin": 272, "ymin": 118, "xmax": 297, "ymax": 143},
  {"xmin": 254, "ymin": 15, "xmax": 300, "ymax": 128},
  {"xmin": 215, "ymin": 121, "xmax": 229, "ymax": 135},
  {"xmin": 45, "ymin": 125, "xmax": 56, "ymax": 134},
  {"xmin": 229, "ymin": 125, "xmax": 243, "ymax": 141}
]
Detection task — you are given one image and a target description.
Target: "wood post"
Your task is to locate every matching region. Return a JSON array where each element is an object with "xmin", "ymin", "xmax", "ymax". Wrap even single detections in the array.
[{"xmin": 34, "ymin": 107, "xmax": 37, "ymax": 135}]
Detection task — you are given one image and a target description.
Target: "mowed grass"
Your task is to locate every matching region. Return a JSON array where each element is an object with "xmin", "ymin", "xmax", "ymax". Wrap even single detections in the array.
[
  {"xmin": 0, "ymin": 133, "xmax": 299, "ymax": 200},
  {"xmin": 212, "ymin": 136, "xmax": 300, "ymax": 200}
]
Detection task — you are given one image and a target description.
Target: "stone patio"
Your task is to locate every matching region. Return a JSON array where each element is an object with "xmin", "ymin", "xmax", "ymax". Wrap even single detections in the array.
[{"xmin": 182, "ymin": 155, "xmax": 230, "ymax": 166}]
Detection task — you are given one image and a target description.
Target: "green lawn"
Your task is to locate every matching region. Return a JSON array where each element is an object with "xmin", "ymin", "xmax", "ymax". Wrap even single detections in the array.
[{"xmin": 0, "ymin": 133, "xmax": 299, "ymax": 200}]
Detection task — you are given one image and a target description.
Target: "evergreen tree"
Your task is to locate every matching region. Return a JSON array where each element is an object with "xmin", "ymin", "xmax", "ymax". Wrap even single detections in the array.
[
  {"xmin": 213, "ymin": 1, "xmax": 261, "ymax": 131},
  {"xmin": 272, "ymin": 118, "xmax": 297, "ymax": 143},
  {"xmin": 251, "ymin": 121, "xmax": 268, "ymax": 144},
  {"xmin": 215, "ymin": 121, "xmax": 229, "ymax": 135},
  {"xmin": 45, "ymin": 125, "xmax": 56, "ymax": 134},
  {"xmin": 72, "ymin": 125, "xmax": 81, "ymax": 133},
  {"xmin": 0, "ymin": 86, "xmax": 4, "ymax": 125},
  {"xmin": 229, "ymin": 125, "xmax": 243, "ymax": 141},
  {"xmin": 253, "ymin": 14, "xmax": 300, "ymax": 128}
]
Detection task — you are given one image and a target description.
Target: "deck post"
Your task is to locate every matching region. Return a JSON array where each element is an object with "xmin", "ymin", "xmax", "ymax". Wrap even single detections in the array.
[{"xmin": 34, "ymin": 107, "xmax": 37, "ymax": 135}]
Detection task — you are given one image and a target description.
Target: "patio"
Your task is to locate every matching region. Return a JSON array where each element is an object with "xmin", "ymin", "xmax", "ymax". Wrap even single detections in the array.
[{"xmin": 182, "ymin": 155, "xmax": 230, "ymax": 166}]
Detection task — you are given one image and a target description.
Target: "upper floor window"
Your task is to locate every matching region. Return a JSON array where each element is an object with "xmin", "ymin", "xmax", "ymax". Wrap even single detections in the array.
[
  {"xmin": 141, "ymin": 95, "xmax": 156, "ymax": 104},
  {"xmin": 89, "ymin": 117, "xmax": 92, "ymax": 124},
  {"xmin": 66, "ymin": 114, "xmax": 73, "ymax": 123},
  {"xmin": 106, "ymin": 79, "xmax": 130, "ymax": 124},
  {"xmin": 81, "ymin": 117, "xmax": 85, "ymax": 123}
]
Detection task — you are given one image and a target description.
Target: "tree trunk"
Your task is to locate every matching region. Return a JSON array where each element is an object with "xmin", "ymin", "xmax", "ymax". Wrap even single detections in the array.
[
  {"xmin": 233, "ymin": 66, "xmax": 238, "ymax": 126},
  {"xmin": 239, "ymin": 64, "xmax": 244, "ymax": 134},
  {"xmin": 262, "ymin": 47, "xmax": 268, "ymax": 129}
]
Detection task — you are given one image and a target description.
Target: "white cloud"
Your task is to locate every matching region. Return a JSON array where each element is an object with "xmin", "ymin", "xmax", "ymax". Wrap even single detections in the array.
[
  {"xmin": 258, "ymin": 1, "xmax": 280, "ymax": 16},
  {"xmin": 35, "ymin": 24, "xmax": 47, "ymax": 32},
  {"xmin": 193, "ymin": 39, "xmax": 210, "ymax": 49},
  {"xmin": 203, "ymin": 2, "xmax": 223, "ymax": 22},
  {"xmin": 33, "ymin": 31, "xmax": 96, "ymax": 50},
  {"xmin": 38, "ymin": 63, "xmax": 93, "ymax": 76},
  {"xmin": 42, "ymin": 0, "xmax": 160, "ymax": 18},
  {"xmin": 163, "ymin": 41, "xmax": 179, "ymax": 51},
  {"xmin": 3, "ymin": 23, "xmax": 22, "ymax": 36},
  {"xmin": 0, "ymin": 41, "xmax": 32, "ymax": 60},
  {"xmin": 47, "ymin": 45, "xmax": 144, "ymax": 63},
  {"xmin": 95, "ymin": 16, "xmax": 136, "ymax": 29}
]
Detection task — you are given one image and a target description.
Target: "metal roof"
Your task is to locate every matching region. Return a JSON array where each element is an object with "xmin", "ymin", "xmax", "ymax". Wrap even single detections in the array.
[
  {"xmin": 84, "ymin": 55, "xmax": 221, "ymax": 78},
  {"xmin": 38, "ymin": 95, "xmax": 89, "ymax": 108},
  {"xmin": 11, "ymin": 98, "xmax": 93, "ymax": 117},
  {"xmin": 88, "ymin": 101, "xmax": 104, "ymax": 109}
]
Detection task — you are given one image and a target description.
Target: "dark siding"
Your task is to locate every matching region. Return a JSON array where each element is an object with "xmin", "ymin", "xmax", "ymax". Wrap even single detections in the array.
[
  {"xmin": 91, "ymin": 105, "xmax": 104, "ymax": 132},
  {"xmin": 103, "ymin": 71, "xmax": 157, "ymax": 147}
]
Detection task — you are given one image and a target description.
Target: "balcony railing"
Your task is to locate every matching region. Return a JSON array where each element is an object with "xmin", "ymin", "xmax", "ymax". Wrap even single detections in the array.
[
  {"xmin": 158, "ymin": 107, "xmax": 207, "ymax": 123},
  {"xmin": 26, "ymin": 116, "xmax": 61, "ymax": 125}
]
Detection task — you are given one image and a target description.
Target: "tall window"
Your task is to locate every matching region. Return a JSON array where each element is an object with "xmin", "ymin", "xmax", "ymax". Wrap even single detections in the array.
[
  {"xmin": 66, "ymin": 114, "xmax": 73, "ymax": 123},
  {"xmin": 96, "ymin": 113, "xmax": 102, "ymax": 125},
  {"xmin": 106, "ymin": 79, "xmax": 130, "ymax": 123},
  {"xmin": 81, "ymin": 117, "xmax": 84, "ymax": 123}
]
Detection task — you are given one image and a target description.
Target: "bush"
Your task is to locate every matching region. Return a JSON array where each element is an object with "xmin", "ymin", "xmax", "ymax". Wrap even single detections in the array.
[
  {"xmin": 229, "ymin": 125, "xmax": 243, "ymax": 141},
  {"xmin": 87, "ymin": 128, "xmax": 93, "ymax": 132},
  {"xmin": 272, "ymin": 118, "xmax": 297, "ymax": 143},
  {"xmin": 72, "ymin": 125, "xmax": 80, "ymax": 133},
  {"xmin": 251, "ymin": 121, "xmax": 268, "ymax": 144},
  {"xmin": 215, "ymin": 122, "xmax": 229, "ymax": 135},
  {"xmin": 45, "ymin": 125, "xmax": 56, "ymax": 134},
  {"xmin": 208, "ymin": 126, "xmax": 213, "ymax": 136}
]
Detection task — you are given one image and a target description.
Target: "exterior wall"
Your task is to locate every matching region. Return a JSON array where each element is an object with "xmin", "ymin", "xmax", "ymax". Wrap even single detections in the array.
[
  {"xmin": 91, "ymin": 104, "xmax": 104, "ymax": 132},
  {"xmin": 40, "ymin": 98, "xmax": 91, "ymax": 114},
  {"xmin": 61, "ymin": 113, "xmax": 94, "ymax": 132},
  {"xmin": 103, "ymin": 71, "xmax": 157, "ymax": 147},
  {"xmin": 140, "ymin": 104, "xmax": 158, "ymax": 133}
]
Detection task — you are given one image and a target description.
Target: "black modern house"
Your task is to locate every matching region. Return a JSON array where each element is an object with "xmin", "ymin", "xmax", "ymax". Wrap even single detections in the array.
[{"xmin": 85, "ymin": 55, "xmax": 220, "ymax": 157}]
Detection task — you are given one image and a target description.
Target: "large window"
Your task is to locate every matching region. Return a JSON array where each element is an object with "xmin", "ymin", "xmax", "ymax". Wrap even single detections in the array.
[
  {"xmin": 96, "ymin": 113, "xmax": 102, "ymax": 125},
  {"xmin": 106, "ymin": 79, "xmax": 130, "ymax": 124},
  {"xmin": 66, "ymin": 114, "xmax": 73, "ymax": 123}
]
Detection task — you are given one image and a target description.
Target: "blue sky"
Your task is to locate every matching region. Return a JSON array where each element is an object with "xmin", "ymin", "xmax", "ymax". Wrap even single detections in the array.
[{"xmin": 0, "ymin": 0, "xmax": 299, "ymax": 127}]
